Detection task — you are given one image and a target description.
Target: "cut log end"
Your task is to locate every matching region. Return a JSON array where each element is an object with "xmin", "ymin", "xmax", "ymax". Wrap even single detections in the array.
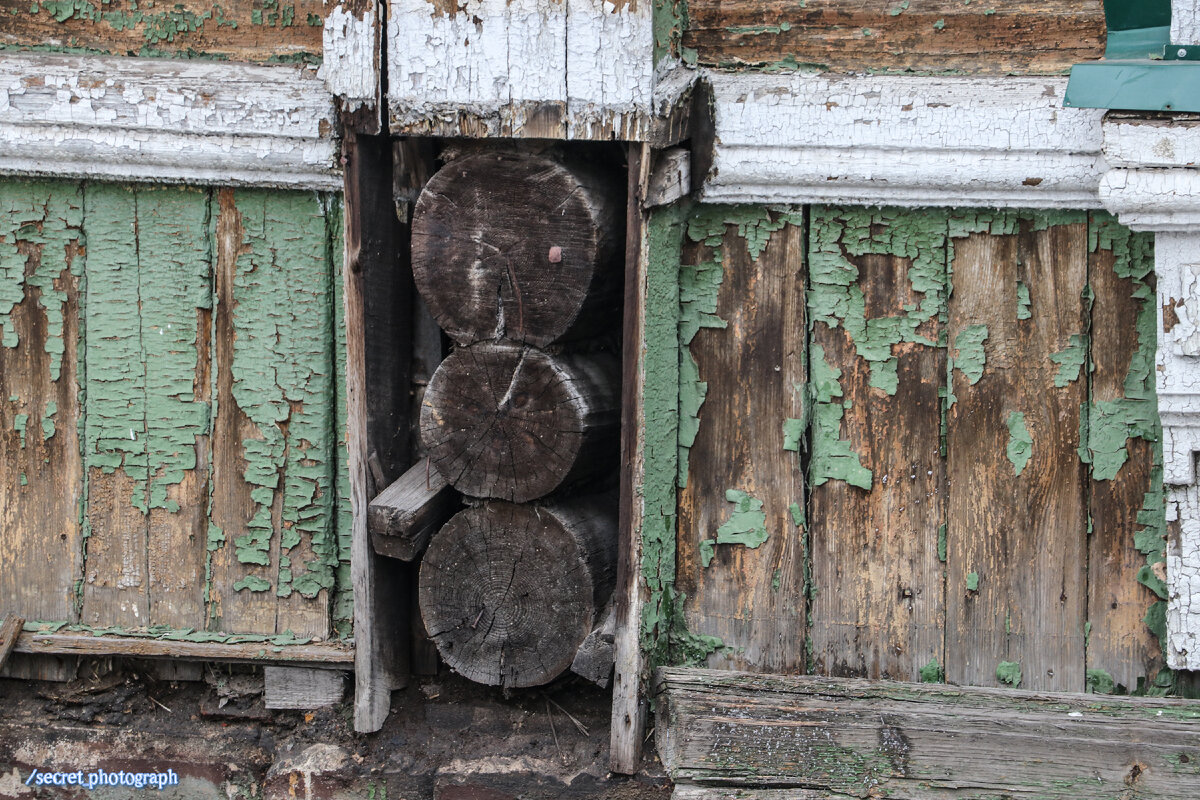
[
  {"xmin": 411, "ymin": 152, "xmax": 622, "ymax": 347},
  {"xmin": 420, "ymin": 342, "xmax": 619, "ymax": 502},
  {"xmin": 419, "ymin": 500, "xmax": 617, "ymax": 689}
]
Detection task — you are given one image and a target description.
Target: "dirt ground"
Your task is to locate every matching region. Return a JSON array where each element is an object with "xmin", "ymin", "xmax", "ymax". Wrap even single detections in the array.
[{"xmin": 0, "ymin": 658, "xmax": 672, "ymax": 800}]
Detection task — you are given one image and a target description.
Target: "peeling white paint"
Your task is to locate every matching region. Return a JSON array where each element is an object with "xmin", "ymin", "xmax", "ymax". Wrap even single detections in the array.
[
  {"xmin": 321, "ymin": 5, "xmax": 380, "ymax": 111},
  {"xmin": 386, "ymin": 0, "xmax": 660, "ymax": 139},
  {"xmin": 1174, "ymin": 0, "xmax": 1200, "ymax": 45},
  {"xmin": 1168, "ymin": 485, "xmax": 1200, "ymax": 668},
  {"xmin": 1099, "ymin": 169, "xmax": 1200, "ymax": 232},
  {"xmin": 701, "ymin": 73, "xmax": 1106, "ymax": 208},
  {"xmin": 0, "ymin": 53, "xmax": 340, "ymax": 189}
]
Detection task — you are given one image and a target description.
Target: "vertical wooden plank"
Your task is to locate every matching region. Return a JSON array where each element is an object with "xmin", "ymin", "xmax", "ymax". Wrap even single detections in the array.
[
  {"xmin": 346, "ymin": 132, "xmax": 409, "ymax": 732},
  {"xmin": 610, "ymin": 142, "xmax": 652, "ymax": 774},
  {"xmin": 139, "ymin": 187, "xmax": 213, "ymax": 630},
  {"xmin": 0, "ymin": 179, "xmax": 86, "ymax": 622},
  {"xmin": 676, "ymin": 208, "xmax": 807, "ymax": 673},
  {"xmin": 807, "ymin": 207, "xmax": 947, "ymax": 681},
  {"xmin": 81, "ymin": 183, "xmax": 150, "ymax": 627},
  {"xmin": 945, "ymin": 211, "xmax": 1089, "ymax": 692},
  {"xmin": 207, "ymin": 189, "xmax": 337, "ymax": 639},
  {"xmin": 1086, "ymin": 216, "xmax": 1163, "ymax": 693}
]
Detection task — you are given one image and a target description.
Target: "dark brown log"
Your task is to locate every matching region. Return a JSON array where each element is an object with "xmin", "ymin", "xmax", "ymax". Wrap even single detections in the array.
[
  {"xmin": 368, "ymin": 457, "xmax": 456, "ymax": 561},
  {"xmin": 411, "ymin": 152, "xmax": 623, "ymax": 347},
  {"xmin": 420, "ymin": 343, "xmax": 620, "ymax": 502},
  {"xmin": 419, "ymin": 498, "xmax": 617, "ymax": 688}
]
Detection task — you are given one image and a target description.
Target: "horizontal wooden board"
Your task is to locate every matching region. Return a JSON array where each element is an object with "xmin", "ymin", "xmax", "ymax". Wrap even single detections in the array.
[
  {"xmin": 657, "ymin": 667, "xmax": 1200, "ymax": 799},
  {"xmin": 682, "ymin": 0, "xmax": 1105, "ymax": 75},
  {"xmin": 15, "ymin": 631, "xmax": 352, "ymax": 667},
  {"xmin": 0, "ymin": 0, "xmax": 325, "ymax": 62}
]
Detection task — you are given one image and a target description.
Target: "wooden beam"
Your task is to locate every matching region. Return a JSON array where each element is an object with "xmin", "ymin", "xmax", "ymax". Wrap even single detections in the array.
[
  {"xmin": 0, "ymin": 616, "xmax": 24, "ymax": 672},
  {"xmin": 368, "ymin": 457, "xmax": 454, "ymax": 562},
  {"xmin": 14, "ymin": 632, "xmax": 352, "ymax": 669},
  {"xmin": 656, "ymin": 667, "xmax": 1200, "ymax": 799},
  {"xmin": 263, "ymin": 666, "xmax": 347, "ymax": 709}
]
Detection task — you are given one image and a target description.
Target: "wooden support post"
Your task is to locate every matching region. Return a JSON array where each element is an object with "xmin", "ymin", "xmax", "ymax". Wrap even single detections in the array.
[
  {"xmin": 368, "ymin": 457, "xmax": 455, "ymax": 561},
  {"xmin": 609, "ymin": 142, "xmax": 653, "ymax": 774},
  {"xmin": 0, "ymin": 616, "xmax": 24, "ymax": 672},
  {"xmin": 263, "ymin": 666, "xmax": 347, "ymax": 709},
  {"xmin": 344, "ymin": 130, "xmax": 411, "ymax": 733}
]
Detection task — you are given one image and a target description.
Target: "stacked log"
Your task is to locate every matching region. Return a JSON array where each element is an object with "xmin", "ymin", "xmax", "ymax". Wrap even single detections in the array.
[{"xmin": 408, "ymin": 148, "xmax": 623, "ymax": 688}]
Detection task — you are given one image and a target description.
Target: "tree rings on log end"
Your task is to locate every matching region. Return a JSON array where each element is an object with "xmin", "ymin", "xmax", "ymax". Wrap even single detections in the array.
[
  {"xmin": 420, "ymin": 342, "xmax": 619, "ymax": 502},
  {"xmin": 419, "ymin": 499, "xmax": 617, "ymax": 688},
  {"xmin": 411, "ymin": 152, "xmax": 623, "ymax": 347}
]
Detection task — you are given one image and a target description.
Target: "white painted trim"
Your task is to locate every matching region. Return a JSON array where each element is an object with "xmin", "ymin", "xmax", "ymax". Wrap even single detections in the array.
[
  {"xmin": 700, "ymin": 73, "xmax": 1107, "ymax": 209},
  {"xmin": 0, "ymin": 53, "xmax": 341, "ymax": 190},
  {"xmin": 1174, "ymin": 0, "xmax": 1200, "ymax": 45},
  {"xmin": 321, "ymin": 4, "xmax": 380, "ymax": 113}
]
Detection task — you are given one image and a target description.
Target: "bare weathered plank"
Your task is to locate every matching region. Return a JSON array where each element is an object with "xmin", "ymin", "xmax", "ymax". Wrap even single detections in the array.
[
  {"xmin": 807, "ymin": 207, "xmax": 947, "ymax": 681},
  {"xmin": 263, "ymin": 666, "xmax": 347, "ymax": 708},
  {"xmin": 676, "ymin": 208, "xmax": 807, "ymax": 672},
  {"xmin": 0, "ymin": 0, "xmax": 325, "ymax": 62},
  {"xmin": 0, "ymin": 180, "xmax": 86, "ymax": 623},
  {"xmin": 368, "ymin": 457, "xmax": 454, "ymax": 561},
  {"xmin": 0, "ymin": 616, "xmax": 24, "ymax": 671},
  {"xmin": 656, "ymin": 667, "xmax": 1200, "ymax": 799},
  {"xmin": 682, "ymin": 0, "xmax": 1104, "ymax": 75},
  {"xmin": 945, "ymin": 211, "xmax": 1089, "ymax": 691},
  {"xmin": 1086, "ymin": 216, "xmax": 1164, "ymax": 694},
  {"xmin": 15, "ymin": 631, "xmax": 352, "ymax": 667}
]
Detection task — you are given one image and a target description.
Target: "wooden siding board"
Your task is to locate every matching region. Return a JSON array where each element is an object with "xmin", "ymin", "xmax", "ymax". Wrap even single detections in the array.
[
  {"xmin": 1086, "ymin": 216, "xmax": 1164, "ymax": 693},
  {"xmin": 0, "ymin": 179, "xmax": 86, "ymax": 622},
  {"xmin": 681, "ymin": 0, "xmax": 1105, "ymax": 76},
  {"xmin": 807, "ymin": 207, "xmax": 947, "ymax": 681},
  {"xmin": 944, "ymin": 211, "xmax": 1090, "ymax": 692},
  {"xmin": 0, "ymin": 0, "xmax": 325, "ymax": 63},
  {"xmin": 676, "ymin": 210, "xmax": 807, "ymax": 673}
]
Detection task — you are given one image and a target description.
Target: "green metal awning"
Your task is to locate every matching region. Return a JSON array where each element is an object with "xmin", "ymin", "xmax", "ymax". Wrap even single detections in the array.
[{"xmin": 1063, "ymin": 0, "xmax": 1200, "ymax": 112}]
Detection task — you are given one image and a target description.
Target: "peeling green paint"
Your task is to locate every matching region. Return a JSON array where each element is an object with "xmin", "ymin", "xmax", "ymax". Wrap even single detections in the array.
[
  {"xmin": 788, "ymin": 500, "xmax": 805, "ymax": 528},
  {"xmin": 966, "ymin": 571, "xmax": 980, "ymax": 591},
  {"xmin": 996, "ymin": 660, "xmax": 1022, "ymax": 687},
  {"xmin": 327, "ymin": 196, "xmax": 353, "ymax": 639},
  {"xmin": 782, "ymin": 417, "xmax": 804, "ymax": 452},
  {"xmin": 715, "ymin": 489, "xmax": 769, "ymax": 548},
  {"xmin": 1016, "ymin": 281, "xmax": 1031, "ymax": 320},
  {"xmin": 22, "ymin": 619, "xmax": 313, "ymax": 645},
  {"xmin": 952, "ymin": 324, "xmax": 988, "ymax": 386},
  {"xmin": 233, "ymin": 575, "xmax": 271, "ymax": 592},
  {"xmin": 1050, "ymin": 333, "xmax": 1088, "ymax": 387},
  {"xmin": 937, "ymin": 523, "xmax": 947, "ymax": 563},
  {"xmin": 888, "ymin": 0, "xmax": 908, "ymax": 14},
  {"xmin": 41, "ymin": 398, "xmax": 57, "ymax": 440},
  {"xmin": 13, "ymin": 413, "xmax": 28, "ymax": 448},
  {"xmin": 809, "ymin": 344, "xmax": 872, "ymax": 490},
  {"xmin": 1006, "ymin": 411, "xmax": 1032, "ymax": 476},
  {"xmin": 919, "ymin": 658, "xmax": 943, "ymax": 683}
]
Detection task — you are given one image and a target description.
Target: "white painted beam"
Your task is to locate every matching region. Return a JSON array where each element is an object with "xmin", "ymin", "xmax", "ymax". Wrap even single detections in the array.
[
  {"xmin": 700, "ymin": 73, "xmax": 1106, "ymax": 209},
  {"xmin": 1174, "ymin": 0, "xmax": 1200, "ymax": 45},
  {"xmin": 321, "ymin": 3, "xmax": 380, "ymax": 114},
  {"xmin": 0, "ymin": 53, "xmax": 340, "ymax": 190}
]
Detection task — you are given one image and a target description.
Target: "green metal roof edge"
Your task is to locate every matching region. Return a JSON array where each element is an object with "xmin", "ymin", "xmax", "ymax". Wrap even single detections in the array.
[{"xmin": 1065, "ymin": 61, "xmax": 1200, "ymax": 112}]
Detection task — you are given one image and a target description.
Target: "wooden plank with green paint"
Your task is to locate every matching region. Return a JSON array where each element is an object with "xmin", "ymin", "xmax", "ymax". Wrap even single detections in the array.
[
  {"xmin": 0, "ymin": 180, "xmax": 86, "ymax": 622},
  {"xmin": 944, "ymin": 210, "xmax": 1090, "ymax": 692},
  {"xmin": 807, "ymin": 207, "xmax": 947, "ymax": 681},
  {"xmin": 676, "ymin": 209, "xmax": 807, "ymax": 673},
  {"xmin": 1086, "ymin": 216, "xmax": 1164, "ymax": 694},
  {"xmin": 80, "ymin": 184, "xmax": 214, "ymax": 630},
  {"xmin": 207, "ymin": 188, "xmax": 338, "ymax": 639}
]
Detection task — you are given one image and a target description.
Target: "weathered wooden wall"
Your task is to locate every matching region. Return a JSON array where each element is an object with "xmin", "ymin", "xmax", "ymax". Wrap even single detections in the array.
[
  {"xmin": 681, "ymin": 0, "xmax": 1106, "ymax": 75},
  {"xmin": 0, "ymin": 179, "xmax": 350, "ymax": 642},
  {"xmin": 0, "ymin": 0, "xmax": 325, "ymax": 61},
  {"xmin": 675, "ymin": 205, "xmax": 1169, "ymax": 694}
]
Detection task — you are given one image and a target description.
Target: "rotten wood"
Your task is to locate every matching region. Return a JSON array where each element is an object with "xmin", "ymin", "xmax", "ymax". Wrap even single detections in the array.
[
  {"xmin": 609, "ymin": 142, "xmax": 653, "ymax": 776},
  {"xmin": 0, "ymin": 0, "xmax": 325, "ymax": 63},
  {"xmin": 945, "ymin": 211, "xmax": 1090, "ymax": 691},
  {"xmin": 675, "ymin": 212, "xmax": 807, "ymax": 672},
  {"xmin": 14, "ymin": 632, "xmax": 352, "ymax": 668},
  {"xmin": 808, "ymin": 207, "xmax": 947, "ymax": 682},
  {"xmin": 571, "ymin": 604, "xmax": 616, "ymax": 688},
  {"xmin": 411, "ymin": 151, "xmax": 623, "ymax": 348},
  {"xmin": 0, "ymin": 616, "xmax": 24, "ymax": 672},
  {"xmin": 345, "ymin": 131, "xmax": 410, "ymax": 732},
  {"xmin": 682, "ymin": 0, "xmax": 1104, "ymax": 76},
  {"xmin": 420, "ymin": 343, "xmax": 621, "ymax": 503},
  {"xmin": 656, "ymin": 667, "xmax": 1200, "ymax": 799},
  {"xmin": 368, "ymin": 457, "xmax": 455, "ymax": 561},
  {"xmin": 419, "ymin": 497, "xmax": 617, "ymax": 688}
]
